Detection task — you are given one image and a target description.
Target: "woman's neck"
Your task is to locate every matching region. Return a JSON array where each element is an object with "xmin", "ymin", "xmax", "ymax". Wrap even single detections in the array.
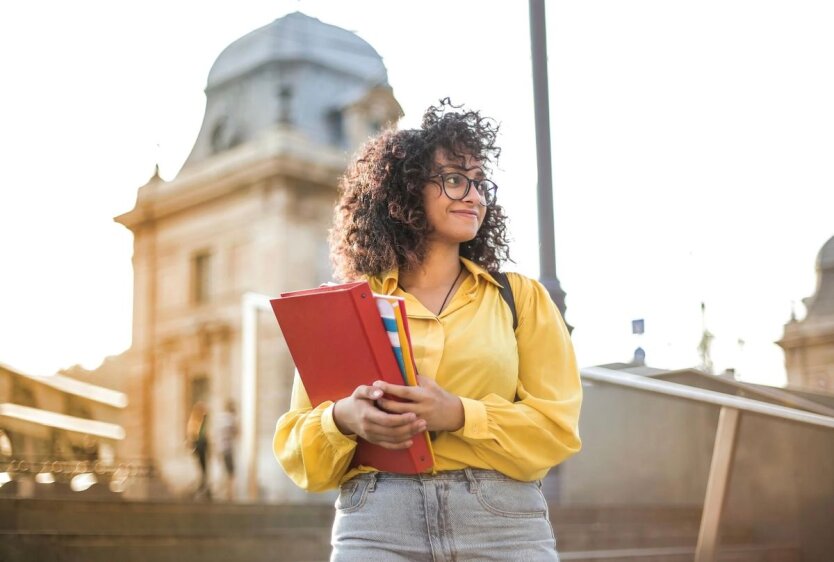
[{"xmin": 399, "ymin": 243, "xmax": 461, "ymax": 291}]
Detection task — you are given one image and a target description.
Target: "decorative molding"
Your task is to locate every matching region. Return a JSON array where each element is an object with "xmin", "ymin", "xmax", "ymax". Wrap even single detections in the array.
[{"xmin": 0, "ymin": 403, "xmax": 126, "ymax": 440}]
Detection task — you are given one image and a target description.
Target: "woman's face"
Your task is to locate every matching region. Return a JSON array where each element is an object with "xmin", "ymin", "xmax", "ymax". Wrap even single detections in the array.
[{"xmin": 422, "ymin": 150, "xmax": 487, "ymax": 246}]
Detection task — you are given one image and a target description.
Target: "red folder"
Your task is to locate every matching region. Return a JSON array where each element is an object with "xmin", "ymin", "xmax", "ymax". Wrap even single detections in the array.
[{"xmin": 270, "ymin": 281, "xmax": 434, "ymax": 474}]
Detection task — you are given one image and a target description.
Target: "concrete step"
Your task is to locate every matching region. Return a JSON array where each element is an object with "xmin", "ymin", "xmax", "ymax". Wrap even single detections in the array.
[
  {"xmin": 0, "ymin": 530, "xmax": 332, "ymax": 562},
  {"xmin": 549, "ymin": 504, "xmax": 703, "ymax": 525},
  {"xmin": 0, "ymin": 533, "xmax": 802, "ymax": 562},
  {"xmin": 549, "ymin": 504, "xmax": 759, "ymax": 551},
  {"xmin": 0, "ymin": 498, "xmax": 334, "ymax": 535},
  {"xmin": 0, "ymin": 499, "xmax": 803, "ymax": 562},
  {"xmin": 560, "ymin": 544, "xmax": 802, "ymax": 562}
]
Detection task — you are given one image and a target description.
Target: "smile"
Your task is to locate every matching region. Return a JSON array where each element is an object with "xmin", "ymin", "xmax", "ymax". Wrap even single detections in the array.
[{"xmin": 451, "ymin": 211, "xmax": 479, "ymax": 219}]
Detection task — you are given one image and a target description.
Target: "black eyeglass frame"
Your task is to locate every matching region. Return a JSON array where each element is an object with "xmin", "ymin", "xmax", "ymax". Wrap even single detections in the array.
[{"xmin": 427, "ymin": 173, "xmax": 498, "ymax": 207}]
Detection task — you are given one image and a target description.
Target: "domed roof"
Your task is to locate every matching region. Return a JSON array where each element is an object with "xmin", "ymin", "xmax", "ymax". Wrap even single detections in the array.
[
  {"xmin": 818, "ymin": 235, "xmax": 834, "ymax": 271},
  {"xmin": 207, "ymin": 12, "xmax": 388, "ymax": 89}
]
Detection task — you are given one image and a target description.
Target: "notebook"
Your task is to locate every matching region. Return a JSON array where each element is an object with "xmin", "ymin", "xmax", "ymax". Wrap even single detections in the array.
[{"xmin": 270, "ymin": 281, "xmax": 434, "ymax": 473}]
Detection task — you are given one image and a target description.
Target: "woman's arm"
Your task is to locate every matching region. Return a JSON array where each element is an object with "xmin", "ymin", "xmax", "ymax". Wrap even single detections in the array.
[
  {"xmin": 450, "ymin": 274, "xmax": 582, "ymax": 479},
  {"xmin": 375, "ymin": 274, "xmax": 583, "ymax": 481},
  {"xmin": 273, "ymin": 373, "xmax": 357, "ymax": 492},
  {"xmin": 273, "ymin": 372, "xmax": 427, "ymax": 491}
]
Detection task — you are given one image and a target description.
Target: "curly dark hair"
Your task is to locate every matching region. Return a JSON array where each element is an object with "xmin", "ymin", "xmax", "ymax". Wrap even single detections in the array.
[{"xmin": 329, "ymin": 99, "xmax": 512, "ymax": 281}]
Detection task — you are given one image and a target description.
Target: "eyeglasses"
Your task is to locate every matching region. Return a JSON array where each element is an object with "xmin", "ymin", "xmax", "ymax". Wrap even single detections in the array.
[{"xmin": 428, "ymin": 173, "xmax": 498, "ymax": 206}]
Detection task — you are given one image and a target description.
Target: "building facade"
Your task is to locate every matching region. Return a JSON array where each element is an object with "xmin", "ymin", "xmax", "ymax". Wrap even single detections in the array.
[
  {"xmin": 114, "ymin": 13, "xmax": 402, "ymax": 501},
  {"xmin": 0, "ymin": 362, "xmax": 128, "ymax": 498},
  {"xmin": 778, "ymin": 235, "xmax": 834, "ymax": 392}
]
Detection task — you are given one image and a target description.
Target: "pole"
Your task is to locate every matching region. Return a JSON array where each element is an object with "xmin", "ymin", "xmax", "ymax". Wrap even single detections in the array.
[
  {"xmin": 240, "ymin": 293, "xmax": 262, "ymax": 501},
  {"xmin": 529, "ymin": 0, "xmax": 570, "ymax": 326}
]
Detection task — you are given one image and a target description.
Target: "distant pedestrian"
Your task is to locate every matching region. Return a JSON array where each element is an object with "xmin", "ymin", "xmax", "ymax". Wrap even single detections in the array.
[
  {"xmin": 217, "ymin": 400, "xmax": 238, "ymax": 501},
  {"xmin": 186, "ymin": 401, "xmax": 210, "ymax": 499}
]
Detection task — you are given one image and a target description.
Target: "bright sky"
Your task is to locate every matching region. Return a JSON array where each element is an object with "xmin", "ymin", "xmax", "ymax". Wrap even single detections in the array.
[{"xmin": 1, "ymin": 1, "xmax": 833, "ymax": 387}]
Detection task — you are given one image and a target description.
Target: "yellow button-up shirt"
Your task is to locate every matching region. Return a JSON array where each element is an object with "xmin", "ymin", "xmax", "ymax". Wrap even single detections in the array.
[{"xmin": 273, "ymin": 258, "xmax": 582, "ymax": 491}]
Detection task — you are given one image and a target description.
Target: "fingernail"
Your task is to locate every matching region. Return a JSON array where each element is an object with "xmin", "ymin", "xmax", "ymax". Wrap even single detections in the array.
[{"xmin": 371, "ymin": 390, "xmax": 382, "ymax": 398}]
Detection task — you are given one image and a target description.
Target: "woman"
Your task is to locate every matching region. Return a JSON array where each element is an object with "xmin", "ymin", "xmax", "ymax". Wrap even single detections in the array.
[
  {"xmin": 217, "ymin": 400, "xmax": 238, "ymax": 501},
  {"xmin": 186, "ymin": 401, "xmax": 210, "ymax": 499},
  {"xmin": 274, "ymin": 100, "xmax": 582, "ymax": 561}
]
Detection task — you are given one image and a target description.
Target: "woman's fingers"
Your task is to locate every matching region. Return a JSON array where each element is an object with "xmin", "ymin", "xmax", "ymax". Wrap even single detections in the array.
[
  {"xmin": 342, "ymin": 383, "xmax": 428, "ymax": 446},
  {"xmin": 372, "ymin": 380, "xmax": 421, "ymax": 401},
  {"xmin": 352, "ymin": 385, "xmax": 384, "ymax": 401},
  {"xmin": 374, "ymin": 439, "xmax": 414, "ymax": 450},
  {"xmin": 375, "ymin": 398, "xmax": 418, "ymax": 415},
  {"xmin": 363, "ymin": 406, "xmax": 415, "ymax": 427},
  {"xmin": 360, "ymin": 410, "xmax": 426, "ymax": 445}
]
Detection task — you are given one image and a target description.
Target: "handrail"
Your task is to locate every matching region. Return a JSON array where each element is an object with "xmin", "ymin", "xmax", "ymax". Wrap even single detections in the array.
[
  {"xmin": 581, "ymin": 366, "xmax": 834, "ymax": 430},
  {"xmin": 583, "ymin": 365, "xmax": 834, "ymax": 561}
]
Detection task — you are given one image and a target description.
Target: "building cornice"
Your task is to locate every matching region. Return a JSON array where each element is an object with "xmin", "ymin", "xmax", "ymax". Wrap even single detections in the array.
[
  {"xmin": 115, "ymin": 127, "xmax": 347, "ymax": 231},
  {"xmin": 778, "ymin": 318, "xmax": 834, "ymax": 349},
  {"xmin": 0, "ymin": 403, "xmax": 125, "ymax": 440},
  {"xmin": 1, "ymin": 363, "xmax": 127, "ymax": 409}
]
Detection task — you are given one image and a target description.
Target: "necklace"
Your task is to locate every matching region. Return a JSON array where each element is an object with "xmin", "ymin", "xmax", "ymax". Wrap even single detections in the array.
[
  {"xmin": 438, "ymin": 263, "xmax": 465, "ymax": 315},
  {"xmin": 398, "ymin": 263, "xmax": 465, "ymax": 315}
]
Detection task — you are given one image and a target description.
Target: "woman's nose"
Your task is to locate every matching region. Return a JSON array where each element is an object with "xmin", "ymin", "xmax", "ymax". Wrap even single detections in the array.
[{"xmin": 462, "ymin": 180, "xmax": 483, "ymax": 205}]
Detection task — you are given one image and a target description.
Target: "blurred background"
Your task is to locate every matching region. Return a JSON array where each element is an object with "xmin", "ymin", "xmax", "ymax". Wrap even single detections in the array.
[{"xmin": 0, "ymin": 1, "xmax": 832, "ymax": 561}]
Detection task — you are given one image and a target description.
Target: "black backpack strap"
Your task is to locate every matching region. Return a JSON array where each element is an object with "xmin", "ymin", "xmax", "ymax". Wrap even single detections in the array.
[{"xmin": 492, "ymin": 271, "xmax": 518, "ymax": 332}]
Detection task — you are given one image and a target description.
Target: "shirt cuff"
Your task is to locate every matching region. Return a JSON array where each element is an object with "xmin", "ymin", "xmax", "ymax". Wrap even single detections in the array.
[
  {"xmin": 321, "ymin": 402, "xmax": 358, "ymax": 448},
  {"xmin": 451, "ymin": 397, "xmax": 489, "ymax": 440}
]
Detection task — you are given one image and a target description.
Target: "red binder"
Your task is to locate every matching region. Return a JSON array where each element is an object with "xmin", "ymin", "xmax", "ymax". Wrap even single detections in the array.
[{"xmin": 270, "ymin": 281, "xmax": 434, "ymax": 474}]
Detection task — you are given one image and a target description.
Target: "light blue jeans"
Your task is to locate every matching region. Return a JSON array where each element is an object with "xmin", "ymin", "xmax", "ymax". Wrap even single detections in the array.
[{"xmin": 331, "ymin": 469, "xmax": 559, "ymax": 561}]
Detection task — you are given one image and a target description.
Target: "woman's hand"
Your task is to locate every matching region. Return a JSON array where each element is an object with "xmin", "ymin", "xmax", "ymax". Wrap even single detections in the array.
[
  {"xmin": 333, "ymin": 385, "xmax": 427, "ymax": 449},
  {"xmin": 373, "ymin": 376, "xmax": 464, "ymax": 433}
]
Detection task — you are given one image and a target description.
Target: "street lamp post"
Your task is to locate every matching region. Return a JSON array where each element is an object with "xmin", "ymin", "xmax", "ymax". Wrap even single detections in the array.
[{"xmin": 529, "ymin": 0, "xmax": 570, "ymax": 327}]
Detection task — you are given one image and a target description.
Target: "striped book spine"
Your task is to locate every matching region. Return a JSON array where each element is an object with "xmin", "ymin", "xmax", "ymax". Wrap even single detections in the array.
[{"xmin": 375, "ymin": 296, "xmax": 408, "ymax": 384}]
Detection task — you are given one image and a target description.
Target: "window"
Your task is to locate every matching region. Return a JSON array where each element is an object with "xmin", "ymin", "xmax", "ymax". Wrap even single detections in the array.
[
  {"xmin": 327, "ymin": 109, "xmax": 345, "ymax": 147},
  {"xmin": 189, "ymin": 376, "xmax": 210, "ymax": 409},
  {"xmin": 65, "ymin": 396, "xmax": 92, "ymax": 420},
  {"xmin": 210, "ymin": 116, "xmax": 233, "ymax": 153},
  {"xmin": 11, "ymin": 379, "xmax": 36, "ymax": 408},
  {"xmin": 192, "ymin": 251, "xmax": 212, "ymax": 304}
]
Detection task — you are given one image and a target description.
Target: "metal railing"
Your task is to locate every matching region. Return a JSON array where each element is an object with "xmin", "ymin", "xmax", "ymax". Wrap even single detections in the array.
[{"xmin": 581, "ymin": 366, "xmax": 834, "ymax": 562}]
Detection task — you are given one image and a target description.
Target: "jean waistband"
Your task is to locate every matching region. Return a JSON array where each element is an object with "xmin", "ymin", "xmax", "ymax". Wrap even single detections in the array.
[{"xmin": 350, "ymin": 468, "xmax": 517, "ymax": 484}]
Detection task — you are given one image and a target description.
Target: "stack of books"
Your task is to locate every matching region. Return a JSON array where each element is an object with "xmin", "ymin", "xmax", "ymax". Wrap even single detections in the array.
[{"xmin": 271, "ymin": 282, "xmax": 435, "ymax": 473}]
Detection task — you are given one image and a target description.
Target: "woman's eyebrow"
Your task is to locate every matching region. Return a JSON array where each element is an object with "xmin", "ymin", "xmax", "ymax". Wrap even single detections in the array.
[{"xmin": 439, "ymin": 164, "xmax": 486, "ymax": 177}]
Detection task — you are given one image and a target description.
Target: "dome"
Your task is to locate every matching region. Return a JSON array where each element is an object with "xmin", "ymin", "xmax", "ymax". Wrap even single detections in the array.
[
  {"xmin": 818, "ymin": 235, "xmax": 834, "ymax": 271},
  {"xmin": 179, "ymin": 11, "xmax": 400, "ymax": 172},
  {"xmin": 207, "ymin": 12, "xmax": 388, "ymax": 89}
]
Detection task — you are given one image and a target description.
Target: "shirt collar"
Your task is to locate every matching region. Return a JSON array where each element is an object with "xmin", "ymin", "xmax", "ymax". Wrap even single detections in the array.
[
  {"xmin": 460, "ymin": 257, "xmax": 504, "ymax": 288},
  {"xmin": 375, "ymin": 257, "xmax": 504, "ymax": 294}
]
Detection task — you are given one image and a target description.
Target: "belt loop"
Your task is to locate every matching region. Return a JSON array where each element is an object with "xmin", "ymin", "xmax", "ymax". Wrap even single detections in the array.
[
  {"xmin": 463, "ymin": 468, "xmax": 479, "ymax": 493},
  {"xmin": 368, "ymin": 472, "xmax": 378, "ymax": 492}
]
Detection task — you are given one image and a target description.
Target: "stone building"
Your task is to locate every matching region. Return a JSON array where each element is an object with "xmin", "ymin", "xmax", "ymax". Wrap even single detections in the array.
[
  {"xmin": 0, "ymin": 362, "xmax": 127, "ymax": 498},
  {"xmin": 778, "ymin": 234, "xmax": 834, "ymax": 392},
  {"xmin": 113, "ymin": 12, "xmax": 402, "ymax": 501}
]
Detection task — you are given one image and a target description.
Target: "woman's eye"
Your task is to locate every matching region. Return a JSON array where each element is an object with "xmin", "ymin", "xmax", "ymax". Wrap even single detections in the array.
[{"xmin": 446, "ymin": 175, "xmax": 463, "ymax": 187}]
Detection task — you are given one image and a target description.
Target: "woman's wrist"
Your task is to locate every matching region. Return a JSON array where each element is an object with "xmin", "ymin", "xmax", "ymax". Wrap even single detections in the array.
[
  {"xmin": 332, "ymin": 399, "xmax": 354, "ymax": 435},
  {"xmin": 445, "ymin": 396, "xmax": 465, "ymax": 432}
]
